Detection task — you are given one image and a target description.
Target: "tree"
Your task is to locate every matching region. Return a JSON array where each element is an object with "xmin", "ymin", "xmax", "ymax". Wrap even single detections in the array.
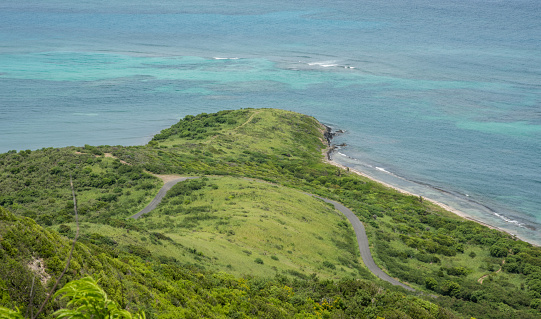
[
  {"xmin": 489, "ymin": 244, "xmax": 508, "ymax": 258},
  {"xmin": 53, "ymin": 277, "xmax": 145, "ymax": 319},
  {"xmin": 425, "ymin": 277, "xmax": 438, "ymax": 291},
  {"xmin": 0, "ymin": 277, "xmax": 145, "ymax": 319},
  {"xmin": 441, "ymin": 280, "xmax": 461, "ymax": 297}
]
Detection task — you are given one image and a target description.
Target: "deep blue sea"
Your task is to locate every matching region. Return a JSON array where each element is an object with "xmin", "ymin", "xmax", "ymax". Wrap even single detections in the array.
[{"xmin": 1, "ymin": 0, "xmax": 540, "ymax": 244}]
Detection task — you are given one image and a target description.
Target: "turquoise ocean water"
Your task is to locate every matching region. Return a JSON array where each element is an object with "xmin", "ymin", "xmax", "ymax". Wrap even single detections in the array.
[{"xmin": 1, "ymin": 0, "xmax": 540, "ymax": 244}]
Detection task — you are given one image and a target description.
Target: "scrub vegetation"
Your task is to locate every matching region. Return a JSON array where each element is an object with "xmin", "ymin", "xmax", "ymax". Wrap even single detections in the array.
[{"xmin": 1, "ymin": 108, "xmax": 540, "ymax": 318}]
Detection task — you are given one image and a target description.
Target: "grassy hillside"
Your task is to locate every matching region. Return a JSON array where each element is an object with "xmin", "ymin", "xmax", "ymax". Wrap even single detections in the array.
[
  {"xmin": 102, "ymin": 108, "xmax": 328, "ymax": 182},
  {"xmin": 66, "ymin": 176, "xmax": 365, "ymax": 280},
  {"xmin": 0, "ymin": 206, "xmax": 457, "ymax": 318},
  {"xmin": 1, "ymin": 108, "xmax": 541, "ymax": 318}
]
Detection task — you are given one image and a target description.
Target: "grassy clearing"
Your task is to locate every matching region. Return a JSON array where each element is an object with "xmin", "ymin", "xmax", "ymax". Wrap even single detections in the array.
[{"xmin": 68, "ymin": 176, "xmax": 364, "ymax": 280}]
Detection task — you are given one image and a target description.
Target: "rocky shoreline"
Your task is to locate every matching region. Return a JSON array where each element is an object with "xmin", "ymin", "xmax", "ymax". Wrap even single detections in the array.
[{"xmin": 322, "ymin": 124, "xmax": 345, "ymax": 160}]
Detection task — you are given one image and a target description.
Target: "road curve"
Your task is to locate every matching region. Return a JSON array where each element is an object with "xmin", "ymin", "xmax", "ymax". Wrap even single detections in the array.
[
  {"xmin": 130, "ymin": 177, "xmax": 199, "ymax": 219},
  {"xmin": 312, "ymin": 195, "xmax": 415, "ymax": 291},
  {"xmin": 129, "ymin": 177, "xmax": 414, "ymax": 291}
]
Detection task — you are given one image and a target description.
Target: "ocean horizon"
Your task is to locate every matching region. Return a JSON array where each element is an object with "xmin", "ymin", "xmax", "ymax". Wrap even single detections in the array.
[{"xmin": 1, "ymin": 0, "xmax": 540, "ymax": 244}]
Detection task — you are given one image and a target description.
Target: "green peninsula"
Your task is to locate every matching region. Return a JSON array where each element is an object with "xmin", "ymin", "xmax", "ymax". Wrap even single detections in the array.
[{"xmin": 1, "ymin": 109, "xmax": 540, "ymax": 318}]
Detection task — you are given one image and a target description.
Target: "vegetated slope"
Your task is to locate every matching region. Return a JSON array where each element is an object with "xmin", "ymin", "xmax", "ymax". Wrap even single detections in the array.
[
  {"xmin": 110, "ymin": 108, "xmax": 541, "ymax": 318},
  {"xmin": 0, "ymin": 146, "xmax": 163, "ymax": 226},
  {"xmin": 0, "ymin": 207, "xmax": 458, "ymax": 318},
  {"xmin": 105, "ymin": 108, "xmax": 328, "ymax": 181},
  {"xmin": 72, "ymin": 176, "xmax": 366, "ymax": 280},
  {"xmin": 1, "ymin": 108, "xmax": 541, "ymax": 318}
]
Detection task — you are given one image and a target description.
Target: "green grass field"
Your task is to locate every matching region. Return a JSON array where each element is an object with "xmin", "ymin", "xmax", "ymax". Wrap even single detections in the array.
[{"xmin": 68, "ymin": 176, "xmax": 364, "ymax": 280}]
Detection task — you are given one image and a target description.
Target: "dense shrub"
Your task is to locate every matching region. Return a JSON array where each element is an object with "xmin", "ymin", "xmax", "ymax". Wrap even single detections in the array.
[{"xmin": 490, "ymin": 244, "xmax": 508, "ymax": 258}]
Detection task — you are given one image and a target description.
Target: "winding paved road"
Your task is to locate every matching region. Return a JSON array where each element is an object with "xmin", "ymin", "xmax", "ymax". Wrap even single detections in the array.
[
  {"xmin": 130, "ymin": 177, "xmax": 199, "ymax": 219},
  {"xmin": 311, "ymin": 195, "xmax": 415, "ymax": 291},
  {"xmin": 129, "ymin": 176, "xmax": 414, "ymax": 291}
]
